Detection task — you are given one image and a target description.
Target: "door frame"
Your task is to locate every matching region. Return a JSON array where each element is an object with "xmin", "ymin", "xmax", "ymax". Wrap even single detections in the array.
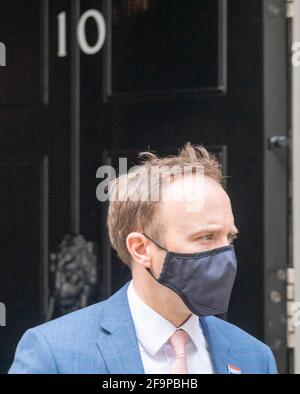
[{"xmin": 292, "ymin": 0, "xmax": 300, "ymax": 375}]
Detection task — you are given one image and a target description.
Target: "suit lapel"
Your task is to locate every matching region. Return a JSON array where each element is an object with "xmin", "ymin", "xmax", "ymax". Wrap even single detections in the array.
[
  {"xmin": 96, "ymin": 281, "xmax": 145, "ymax": 374},
  {"xmin": 199, "ymin": 316, "xmax": 236, "ymax": 374}
]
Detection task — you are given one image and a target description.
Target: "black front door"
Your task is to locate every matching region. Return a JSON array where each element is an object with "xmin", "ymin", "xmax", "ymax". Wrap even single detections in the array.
[{"xmin": 0, "ymin": 0, "xmax": 289, "ymax": 373}]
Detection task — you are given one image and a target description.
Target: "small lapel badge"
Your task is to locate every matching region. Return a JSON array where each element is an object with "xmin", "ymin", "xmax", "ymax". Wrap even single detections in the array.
[{"xmin": 227, "ymin": 364, "xmax": 241, "ymax": 374}]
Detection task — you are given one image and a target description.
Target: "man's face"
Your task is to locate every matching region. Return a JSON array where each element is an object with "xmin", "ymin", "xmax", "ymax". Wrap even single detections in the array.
[{"xmin": 148, "ymin": 175, "xmax": 238, "ymax": 277}]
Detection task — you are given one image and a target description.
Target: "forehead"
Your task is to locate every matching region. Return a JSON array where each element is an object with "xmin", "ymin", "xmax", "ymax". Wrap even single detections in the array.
[{"xmin": 158, "ymin": 175, "xmax": 234, "ymax": 231}]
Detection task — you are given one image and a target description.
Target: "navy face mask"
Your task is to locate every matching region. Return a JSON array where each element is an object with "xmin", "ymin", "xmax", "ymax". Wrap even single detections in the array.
[{"xmin": 142, "ymin": 233, "xmax": 237, "ymax": 317}]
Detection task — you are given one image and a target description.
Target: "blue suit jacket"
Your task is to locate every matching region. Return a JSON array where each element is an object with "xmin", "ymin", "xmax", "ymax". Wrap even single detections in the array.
[{"xmin": 8, "ymin": 281, "xmax": 277, "ymax": 374}]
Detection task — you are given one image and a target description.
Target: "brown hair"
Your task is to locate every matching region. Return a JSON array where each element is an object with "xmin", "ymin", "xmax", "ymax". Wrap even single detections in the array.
[{"xmin": 106, "ymin": 142, "xmax": 223, "ymax": 267}]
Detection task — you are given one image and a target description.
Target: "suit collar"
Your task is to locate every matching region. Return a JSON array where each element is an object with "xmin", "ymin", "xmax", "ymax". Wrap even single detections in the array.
[
  {"xmin": 97, "ymin": 280, "xmax": 235, "ymax": 374},
  {"xmin": 97, "ymin": 281, "xmax": 145, "ymax": 373}
]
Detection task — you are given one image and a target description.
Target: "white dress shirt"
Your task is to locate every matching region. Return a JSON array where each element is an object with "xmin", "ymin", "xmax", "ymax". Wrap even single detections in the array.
[{"xmin": 127, "ymin": 280, "xmax": 214, "ymax": 374}]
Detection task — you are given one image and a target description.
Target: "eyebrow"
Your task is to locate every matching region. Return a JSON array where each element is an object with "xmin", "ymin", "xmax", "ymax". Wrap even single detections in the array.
[{"xmin": 189, "ymin": 225, "xmax": 240, "ymax": 237}]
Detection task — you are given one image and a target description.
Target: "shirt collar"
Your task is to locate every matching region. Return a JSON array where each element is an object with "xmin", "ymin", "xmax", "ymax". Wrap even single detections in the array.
[{"xmin": 127, "ymin": 280, "xmax": 207, "ymax": 356}]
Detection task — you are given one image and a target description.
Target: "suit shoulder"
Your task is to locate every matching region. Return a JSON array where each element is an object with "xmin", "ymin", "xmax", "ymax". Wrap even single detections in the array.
[
  {"xmin": 32, "ymin": 300, "xmax": 106, "ymax": 339},
  {"xmin": 205, "ymin": 316, "xmax": 271, "ymax": 353},
  {"xmin": 9, "ymin": 300, "xmax": 108, "ymax": 373}
]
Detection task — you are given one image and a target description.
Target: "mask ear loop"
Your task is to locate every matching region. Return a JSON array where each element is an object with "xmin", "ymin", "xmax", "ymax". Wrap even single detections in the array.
[
  {"xmin": 141, "ymin": 232, "xmax": 169, "ymax": 279},
  {"xmin": 141, "ymin": 232, "xmax": 169, "ymax": 252}
]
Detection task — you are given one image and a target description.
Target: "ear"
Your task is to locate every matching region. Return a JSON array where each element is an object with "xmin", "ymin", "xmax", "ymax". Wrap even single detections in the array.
[{"xmin": 126, "ymin": 232, "xmax": 152, "ymax": 268}]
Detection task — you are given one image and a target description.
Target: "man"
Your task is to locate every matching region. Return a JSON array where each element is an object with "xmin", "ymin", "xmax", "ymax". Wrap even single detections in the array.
[{"xmin": 9, "ymin": 143, "xmax": 277, "ymax": 374}]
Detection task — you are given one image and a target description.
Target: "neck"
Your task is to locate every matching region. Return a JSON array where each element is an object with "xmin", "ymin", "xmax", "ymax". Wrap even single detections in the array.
[{"xmin": 131, "ymin": 269, "xmax": 192, "ymax": 327}]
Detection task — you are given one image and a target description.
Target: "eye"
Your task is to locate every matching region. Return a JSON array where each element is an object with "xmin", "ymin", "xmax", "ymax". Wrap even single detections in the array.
[{"xmin": 199, "ymin": 234, "xmax": 214, "ymax": 241}]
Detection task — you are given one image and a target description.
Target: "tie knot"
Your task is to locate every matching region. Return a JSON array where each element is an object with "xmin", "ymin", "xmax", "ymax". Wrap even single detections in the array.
[{"xmin": 169, "ymin": 329, "xmax": 189, "ymax": 356}]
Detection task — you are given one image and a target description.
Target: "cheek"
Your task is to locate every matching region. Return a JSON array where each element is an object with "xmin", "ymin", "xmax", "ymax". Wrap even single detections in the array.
[
  {"xmin": 151, "ymin": 250, "xmax": 167, "ymax": 277},
  {"xmin": 165, "ymin": 227, "xmax": 186, "ymax": 248}
]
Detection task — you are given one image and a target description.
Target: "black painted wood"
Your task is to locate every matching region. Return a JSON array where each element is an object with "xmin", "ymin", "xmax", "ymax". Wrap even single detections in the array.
[{"xmin": 0, "ymin": 0, "xmax": 289, "ymax": 373}]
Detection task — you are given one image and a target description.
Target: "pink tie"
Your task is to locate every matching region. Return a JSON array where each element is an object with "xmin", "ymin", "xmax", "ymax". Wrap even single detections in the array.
[{"xmin": 169, "ymin": 329, "xmax": 189, "ymax": 374}]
